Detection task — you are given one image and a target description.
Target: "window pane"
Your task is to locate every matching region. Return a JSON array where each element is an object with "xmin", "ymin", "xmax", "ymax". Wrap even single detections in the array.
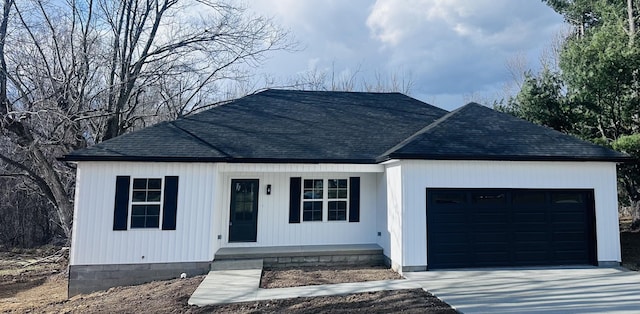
[
  {"xmin": 552, "ymin": 192, "xmax": 584, "ymax": 204},
  {"xmin": 148, "ymin": 179, "xmax": 162, "ymax": 189},
  {"xmin": 303, "ymin": 201, "xmax": 322, "ymax": 221},
  {"xmin": 132, "ymin": 191, "xmax": 147, "ymax": 202},
  {"xmin": 133, "ymin": 179, "xmax": 147, "ymax": 189},
  {"xmin": 131, "ymin": 205, "xmax": 146, "ymax": 216},
  {"xmin": 146, "ymin": 205, "xmax": 160, "ymax": 216},
  {"xmin": 513, "ymin": 191, "xmax": 546, "ymax": 204},
  {"xmin": 472, "ymin": 192, "xmax": 506, "ymax": 204},
  {"xmin": 131, "ymin": 216, "xmax": 146, "ymax": 228},
  {"xmin": 328, "ymin": 179, "xmax": 347, "ymax": 200},
  {"xmin": 303, "ymin": 179, "xmax": 323, "ymax": 199},
  {"xmin": 433, "ymin": 192, "xmax": 466, "ymax": 204},
  {"xmin": 146, "ymin": 216, "xmax": 160, "ymax": 228},
  {"xmin": 328, "ymin": 201, "xmax": 347, "ymax": 221},
  {"xmin": 147, "ymin": 191, "xmax": 162, "ymax": 202}
]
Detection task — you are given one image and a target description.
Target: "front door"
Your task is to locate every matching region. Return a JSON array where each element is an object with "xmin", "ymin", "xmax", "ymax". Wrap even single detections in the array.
[{"xmin": 229, "ymin": 179, "xmax": 259, "ymax": 242}]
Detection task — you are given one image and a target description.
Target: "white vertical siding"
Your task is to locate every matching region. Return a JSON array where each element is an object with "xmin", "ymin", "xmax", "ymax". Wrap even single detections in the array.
[
  {"xmin": 71, "ymin": 162, "xmax": 382, "ymax": 266},
  {"xmin": 385, "ymin": 162, "xmax": 404, "ymax": 268},
  {"xmin": 217, "ymin": 171, "xmax": 378, "ymax": 247},
  {"xmin": 375, "ymin": 173, "xmax": 390, "ymax": 257},
  {"xmin": 400, "ymin": 160, "xmax": 621, "ymax": 267},
  {"xmin": 70, "ymin": 162, "xmax": 217, "ymax": 265}
]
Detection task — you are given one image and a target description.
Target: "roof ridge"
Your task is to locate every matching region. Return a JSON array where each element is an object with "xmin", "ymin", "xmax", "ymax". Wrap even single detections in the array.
[
  {"xmin": 264, "ymin": 88, "xmax": 404, "ymax": 95},
  {"xmin": 378, "ymin": 103, "xmax": 477, "ymax": 160},
  {"xmin": 168, "ymin": 120, "xmax": 232, "ymax": 158}
]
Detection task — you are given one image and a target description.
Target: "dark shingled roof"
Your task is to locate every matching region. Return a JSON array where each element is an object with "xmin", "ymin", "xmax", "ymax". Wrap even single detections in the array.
[
  {"xmin": 62, "ymin": 90, "xmax": 628, "ymax": 163},
  {"xmin": 384, "ymin": 103, "xmax": 627, "ymax": 161}
]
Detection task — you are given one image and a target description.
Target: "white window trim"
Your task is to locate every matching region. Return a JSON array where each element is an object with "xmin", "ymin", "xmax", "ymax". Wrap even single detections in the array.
[
  {"xmin": 129, "ymin": 178, "xmax": 164, "ymax": 229},
  {"xmin": 301, "ymin": 178, "xmax": 349, "ymax": 222}
]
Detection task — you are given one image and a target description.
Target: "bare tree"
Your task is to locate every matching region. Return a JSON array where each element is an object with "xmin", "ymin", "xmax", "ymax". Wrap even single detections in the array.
[
  {"xmin": 286, "ymin": 64, "xmax": 415, "ymax": 94},
  {"xmin": 0, "ymin": 0, "xmax": 292, "ymax": 242}
]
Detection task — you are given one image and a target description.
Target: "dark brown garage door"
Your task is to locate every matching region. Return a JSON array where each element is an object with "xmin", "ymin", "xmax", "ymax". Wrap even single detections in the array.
[{"xmin": 426, "ymin": 189, "xmax": 597, "ymax": 269}]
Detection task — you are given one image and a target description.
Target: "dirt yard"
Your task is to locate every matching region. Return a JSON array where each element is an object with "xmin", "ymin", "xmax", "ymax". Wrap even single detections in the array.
[
  {"xmin": 3, "ymin": 229, "xmax": 639, "ymax": 313},
  {"xmin": 0, "ymin": 252, "xmax": 456, "ymax": 313},
  {"xmin": 260, "ymin": 265, "xmax": 402, "ymax": 289}
]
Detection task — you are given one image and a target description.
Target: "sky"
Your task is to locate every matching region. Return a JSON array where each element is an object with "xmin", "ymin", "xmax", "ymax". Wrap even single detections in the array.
[{"xmin": 246, "ymin": 0, "xmax": 566, "ymax": 110}]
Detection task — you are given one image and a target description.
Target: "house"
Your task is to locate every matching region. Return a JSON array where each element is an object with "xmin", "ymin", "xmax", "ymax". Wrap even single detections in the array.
[{"xmin": 62, "ymin": 89, "xmax": 627, "ymax": 296}]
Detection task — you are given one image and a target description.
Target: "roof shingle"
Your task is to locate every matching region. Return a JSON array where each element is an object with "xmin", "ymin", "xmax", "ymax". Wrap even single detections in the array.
[
  {"xmin": 385, "ymin": 103, "xmax": 627, "ymax": 161},
  {"xmin": 62, "ymin": 90, "xmax": 627, "ymax": 163}
]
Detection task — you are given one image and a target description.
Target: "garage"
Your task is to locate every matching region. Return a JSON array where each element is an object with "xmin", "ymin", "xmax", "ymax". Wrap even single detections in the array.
[{"xmin": 426, "ymin": 188, "xmax": 597, "ymax": 269}]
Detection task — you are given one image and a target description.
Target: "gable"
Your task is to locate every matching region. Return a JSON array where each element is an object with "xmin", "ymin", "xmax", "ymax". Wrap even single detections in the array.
[{"xmin": 383, "ymin": 103, "xmax": 628, "ymax": 162}]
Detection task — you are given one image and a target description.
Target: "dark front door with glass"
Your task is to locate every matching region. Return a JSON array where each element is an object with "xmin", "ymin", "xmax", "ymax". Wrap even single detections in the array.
[{"xmin": 229, "ymin": 179, "xmax": 259, "ymax": 242}]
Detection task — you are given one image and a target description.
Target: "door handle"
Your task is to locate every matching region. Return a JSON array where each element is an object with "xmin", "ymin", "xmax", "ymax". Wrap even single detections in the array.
[{"xmin": 229, "ymin": 221, "xmax": 232, "ymax": 226}]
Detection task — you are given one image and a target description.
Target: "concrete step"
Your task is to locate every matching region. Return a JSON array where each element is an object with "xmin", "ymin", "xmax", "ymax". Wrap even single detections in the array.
[{"xmin": 211, "ymin": 259, "xmax": 263, "ymax": 271}]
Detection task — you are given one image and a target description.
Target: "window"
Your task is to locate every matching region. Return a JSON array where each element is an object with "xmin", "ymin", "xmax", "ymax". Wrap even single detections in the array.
[
  {"xmin": 552, "ymin": 192, "xmax": 584, "ymax": 204},
  {"xmin": 432, "ymin": 192, "xmax": 467, "ymax": 204},
  {"xmin": 472, "ymin": 191, "xmax": 506, "ymax": 205},
  {"xmin": 113, "ymin": 176, "xmax": 179, "ymax": 231},
  {"xmin": 328, "ymin": 179, "xmax": 348, "ymax": 221},
  {"xmin": 303, "ymin": 179, "xmax": 323, "ymax": 221},
  {"xmin": 512, "ymin": 191, "xmax": 546, "ymax": 205},
  {"xmin": 302, "ymin": 178, "xmax": 348, "ymax": 222},
  {"xmin": 131, "ymin": 178, "xmax": 162, "ymax": 228}
]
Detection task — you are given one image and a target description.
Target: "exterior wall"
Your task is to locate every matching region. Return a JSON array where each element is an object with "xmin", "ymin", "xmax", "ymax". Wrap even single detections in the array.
[
  {"xmin": 70, "ymin": 162, "xmax": 218, "ymax": 266},
  {"xmin": 384, "ymin": 162, "xmax": 404, "ymax": 270},
  {"xmin": 400, "ymin": 160, "xmax": 621, "ymax": 268},
  {"xmin": 216, "ymin": 164, "xmax": 381, "ymax": 247},
  {"xmin": 71, "ymin": 162, "xmax": 384, "ymax": 266}
]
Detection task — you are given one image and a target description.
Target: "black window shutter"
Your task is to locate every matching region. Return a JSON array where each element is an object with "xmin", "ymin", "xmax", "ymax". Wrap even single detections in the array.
[
  {"xmin": 162, "ymin": 176, "xmax": 179, "ymax": 230},
  {"xmin": 289, "ymin": 177, "xmax": 301, "ymax": 223},
  {"xmin": 113, "ymin": 176, "xmax": 130, "ymax": 230},
  {"xmin": 349, "ymin": 177, "xmax": 360, "ymax": 222}
]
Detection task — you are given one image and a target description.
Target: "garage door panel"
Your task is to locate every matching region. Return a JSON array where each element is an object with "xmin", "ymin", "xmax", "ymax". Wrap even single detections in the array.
[
  {"xmin": 475, "ymin": 244, "xmax": 510, "ymax": 254},
  {"xmin": 431, "ymin": 214, "xmax": 467, "ymax": 224},
  {"xmin": 475, "ymin": 232, "xmax": 510, "ymax": 242},
  {"xmin": 430, "ymin": 244, "xmax": 469, "ymax": 254},
  {"xmin": 514, "ymin": 223, "xmax": 548, "ymax": 231},
  {"xmin": 554, "ymin": 251, "xmax": 589, "ymax": 262},
  {"xmin": 514, "ymin": 231, "xmax": 548, "ymax": 242},
  {"xmin": 513, "ymin": 212, "xmax": 546, "ymax": 222},
  {"xmin": 552, "ymin": 213, "xmax": 587, "ymax": 223},
  {"xmin": 514, "ymin": 242, "xmax": 549, "ymax": 251},
  {"xmin": 514, "ymin": 252, "xmax": 552, "ymax": 264},
  {"xmin": 427, "ymin": 188, "xmax": 596, "ymax": 269},
  {"xmin": 473, "ymin": 213, "xmax": 509, "ymax": 223},
  {"xmin": 552, "ymin": 231, "xmax": 586, "ymax": 242}
]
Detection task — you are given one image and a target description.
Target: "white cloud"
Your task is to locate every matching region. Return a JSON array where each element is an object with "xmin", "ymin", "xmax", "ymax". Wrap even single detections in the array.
[{"xmin": 246, "ymin": 0, "xmax": 565, "ymax": 109}]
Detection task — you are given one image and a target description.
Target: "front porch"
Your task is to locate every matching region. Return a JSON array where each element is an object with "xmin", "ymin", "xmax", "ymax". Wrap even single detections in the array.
[{"xmin": 214, "ymin": 244, "xmax": 385, "ymax": 268}]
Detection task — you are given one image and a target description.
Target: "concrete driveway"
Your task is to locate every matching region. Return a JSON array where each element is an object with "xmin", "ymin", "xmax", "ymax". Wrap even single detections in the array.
[{"xmin": 404, "ymin": 267, "xmax": 640, "ymax": 314}]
